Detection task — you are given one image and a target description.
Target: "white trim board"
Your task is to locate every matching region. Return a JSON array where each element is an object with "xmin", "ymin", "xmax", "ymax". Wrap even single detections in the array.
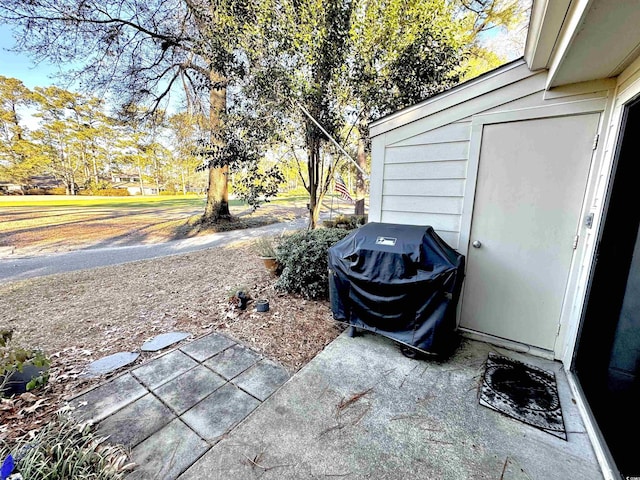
[
  {"xmin": 565, "ymin": 372, "xmax": 623, "ymax": 480},
  {"xmin": 459, "ymin": 329, "xmax": 555, "ymax": 360},
  {"xmin": 370, "ymin": 60, "xmax": 535, "ymax": 137}
]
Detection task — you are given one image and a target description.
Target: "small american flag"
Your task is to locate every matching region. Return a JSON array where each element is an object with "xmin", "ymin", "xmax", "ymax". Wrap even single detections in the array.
[{"xmin": 334, "ymin": 174, "xmax": 354, "ymax": 203}]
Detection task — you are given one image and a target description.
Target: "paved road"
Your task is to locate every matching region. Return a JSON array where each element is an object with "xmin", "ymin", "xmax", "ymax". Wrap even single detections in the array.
[{"xmin": 0, "ymin": 217, "xmax": 309, "ymax": 285}]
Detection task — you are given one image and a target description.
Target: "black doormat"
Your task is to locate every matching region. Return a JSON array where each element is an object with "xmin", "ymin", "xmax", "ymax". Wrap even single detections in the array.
[{"xmin": 479, "ymin": 353, "xmax": 567, "ymax": 440}]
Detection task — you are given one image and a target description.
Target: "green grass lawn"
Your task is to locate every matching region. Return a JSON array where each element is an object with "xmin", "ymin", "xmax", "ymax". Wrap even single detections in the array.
[
  {"xmin": 0, "ymin": 190, "xmax": 346, "ymax": 210},
  {"xmin": 0, "ymin": 195, "xmax": 235, "ymax": 209}
]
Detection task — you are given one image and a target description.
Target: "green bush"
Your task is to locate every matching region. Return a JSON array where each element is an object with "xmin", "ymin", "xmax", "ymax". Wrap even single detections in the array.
[
  {"xmin": 25, "ymin": 188, "xmax": 47, "ymax": 195},
  {"xmin": 275, "ymin": 228, "xmax": 349, "ymax": 299},
  {"xmin": 45, "ymin": 187, "xmax": 67, "ymax": 195},
  {"xmin": 0, "ymin": 414, "xmax": 132, "ymax": 479},
  {"xmin": 79, "ymin": 188, "xmax": 129, "ymax": 196}
]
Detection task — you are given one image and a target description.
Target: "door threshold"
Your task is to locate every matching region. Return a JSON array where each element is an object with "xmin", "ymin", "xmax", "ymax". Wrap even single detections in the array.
[
  {"xmin": 565, "ymin": 371, "xmax": 623, "ymax": 480},
  {"xmin": 459, "ymin": 328, "xmax": 555, "ymax": 360}
]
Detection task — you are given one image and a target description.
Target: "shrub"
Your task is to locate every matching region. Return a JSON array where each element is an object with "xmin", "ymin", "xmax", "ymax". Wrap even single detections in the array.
[
  {"xmin": 45, "ymin": 187, "xmax": 67, "ymax": 195},
  {"xmin": 24, "ymin": 188, "xmax": 46, "ymax": 195},
  {"xmin": 79, "ymin": 188, "xmax": 129, "ymax": 196},
  {"xmin": 275, "ymin": 228, "xmax": 349, "ymax": 299},
  {"xmin": 0, "ymin": 414, "xmax": 132, "ymax": 479},
  {"xmin": 253, "ymin": 236, "xmax": 277, "ymax": 258}
]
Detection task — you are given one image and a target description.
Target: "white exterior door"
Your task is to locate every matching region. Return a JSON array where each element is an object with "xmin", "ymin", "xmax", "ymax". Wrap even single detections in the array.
[{"xmin": 460, "ymin": 113, "xmax": 600, "ymax": 350}]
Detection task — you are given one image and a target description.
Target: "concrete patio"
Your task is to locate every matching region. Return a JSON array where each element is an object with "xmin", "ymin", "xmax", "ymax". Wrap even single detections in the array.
[{"xmin": 69, "ymin": 331, "xmax": 603, "ymax": 480}]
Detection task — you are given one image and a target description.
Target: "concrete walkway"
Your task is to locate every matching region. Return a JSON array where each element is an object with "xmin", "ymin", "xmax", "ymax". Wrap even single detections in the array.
[
  {"xmin": 69, "ymin": 331, "xmax": 604, "ymax": 480},
  {"xmin": 68, "ymin": 332, "xmax": 290, "ymax": 479}
]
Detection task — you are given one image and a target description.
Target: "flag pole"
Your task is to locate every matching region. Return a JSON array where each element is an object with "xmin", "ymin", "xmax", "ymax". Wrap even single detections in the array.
[{"xmin": 330, "ymin": 178, "xmax": 335, "ymax": 222}]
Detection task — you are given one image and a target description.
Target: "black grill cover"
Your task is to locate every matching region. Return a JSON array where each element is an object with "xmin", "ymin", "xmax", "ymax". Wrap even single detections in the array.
[{"xmin": 328, "ymin": 222, "xmax": 465, "ymax": 355}]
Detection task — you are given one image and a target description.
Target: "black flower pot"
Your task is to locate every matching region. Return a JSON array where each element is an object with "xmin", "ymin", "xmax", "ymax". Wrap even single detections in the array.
[{"xmin": 1, "ymin": 364, "xmax": 49, "ymax": 397}]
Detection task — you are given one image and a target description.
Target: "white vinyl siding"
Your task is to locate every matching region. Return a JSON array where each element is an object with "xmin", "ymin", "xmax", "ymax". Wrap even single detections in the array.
[
  {"xmin": 384, "ymin": 161, "xmax": 467, "ymax": 180},
  {"xmin": 389, "ymin": 122, "xmax": 471, "ymax": 147},
  {"xmin": 381, "ymin": 196, "xmax": 462, "ymax": 215},
  {"xmin": 385, "ymin": 142, "xmax": 468, "ymax": 164}
]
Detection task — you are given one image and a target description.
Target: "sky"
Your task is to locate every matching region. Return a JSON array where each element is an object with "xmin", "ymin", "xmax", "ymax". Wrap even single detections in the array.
[{"xmin": 0, "ymin": 25, "xmax": 64, "ymax": 89}]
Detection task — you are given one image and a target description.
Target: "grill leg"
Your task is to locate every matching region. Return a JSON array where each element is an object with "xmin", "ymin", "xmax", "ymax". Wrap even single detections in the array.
[{"xmin": 400, "ymin": 345, "xmax": 420, "ymax": 359}]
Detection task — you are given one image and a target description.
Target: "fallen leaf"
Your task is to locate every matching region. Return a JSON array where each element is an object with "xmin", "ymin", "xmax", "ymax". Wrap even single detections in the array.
[
  {"xmin": 19, "ymin": 392, "xmax": 38, "ymax": 403},
  {"xmin": 23, "ymin": 399, "xmax": 47, "ymax": 414}
]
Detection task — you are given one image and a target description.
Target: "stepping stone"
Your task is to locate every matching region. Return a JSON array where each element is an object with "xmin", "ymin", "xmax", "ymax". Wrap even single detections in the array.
[
  {"xmin": 132, "ymin": 350, "xmax": 198, "ymax": 390},
  {"xmin": 180, "ymin": 333, "xmax": 236, "ymax": 362},
  {"xmin": 154, "ymin": 365, "xmax": 226, "ymax": 415},
  {"xmin": 232, "ymin": 359, "xmax": 290, "ymax": 401},
  {"xmin": 98, "ymin": 393, "xmax": 175, "ymax": 448},
  {"xmin": 128, "ymin": 418, "xmax": 209, "ymax": 480},
  {"xmin": 85, "ymin": 352, "xmax": 140, "ymax": 377},
  {"xmin": 69, "ymin": 373, "xmax": 147, "ymax": 423},
  {"xmin": 204, "ymin": 344, "xmax": 261, "ymax": 380},
  {"xmin": 181, "ymin": 383, "xmax": 260, "ymax": 443},
  {"xmin": 141, "ymin": 332, "xmax": 191, "ymax": 352}
]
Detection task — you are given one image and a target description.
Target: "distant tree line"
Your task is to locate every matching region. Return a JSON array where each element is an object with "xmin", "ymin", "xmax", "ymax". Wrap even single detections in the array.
[{"xmin": 0, "ymin": 76, "xmax": 208, "ymax": 196}]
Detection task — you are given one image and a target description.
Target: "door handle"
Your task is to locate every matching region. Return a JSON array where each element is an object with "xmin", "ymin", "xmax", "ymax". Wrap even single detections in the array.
[{"xmin": 472, "ymin": 240, "xmax": 482, "ymax": 249}]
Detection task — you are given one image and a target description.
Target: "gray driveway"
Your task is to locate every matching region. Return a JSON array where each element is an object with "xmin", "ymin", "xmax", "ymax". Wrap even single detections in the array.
[{"xmin": 0, "ymin": 217, "xmax": 308, "ymax": 284}]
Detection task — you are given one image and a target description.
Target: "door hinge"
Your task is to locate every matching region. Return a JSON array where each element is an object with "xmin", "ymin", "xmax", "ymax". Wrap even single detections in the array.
[
  {"xmin": 592, "ymin": 133, "xmax": 599, "ymax": 150},
  {"xmin": 572, "ymin": 235, "xmax": 579, "ymax": 250},
  {"xmin": 585, "ymin": 212, "xmax": 595, "ymax": 229}
]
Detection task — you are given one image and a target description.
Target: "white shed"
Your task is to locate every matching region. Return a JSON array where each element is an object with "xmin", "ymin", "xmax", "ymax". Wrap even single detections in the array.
[{"xmin": 369, "ymin": 1, "xmax": 640, "ymax": 478}]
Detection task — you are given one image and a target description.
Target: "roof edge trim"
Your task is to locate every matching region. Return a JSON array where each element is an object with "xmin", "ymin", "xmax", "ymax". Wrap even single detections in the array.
[{"xmin": 370, "ymin": 59, "xmax": 534, "ymax": 137}]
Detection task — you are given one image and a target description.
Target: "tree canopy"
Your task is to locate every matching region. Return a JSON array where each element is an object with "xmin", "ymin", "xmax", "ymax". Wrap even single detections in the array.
[{"xmin": 0, "ymin": 0, "xmax": 529, "ymax": 224}]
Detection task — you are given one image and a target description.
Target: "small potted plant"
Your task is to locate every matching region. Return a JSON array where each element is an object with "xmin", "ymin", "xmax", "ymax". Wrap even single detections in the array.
[
  {"xmin": 0, "ymin": 330, "xmax": 50, "ymax": 397},
  {"xmin": 254, "ymin": 236, "xmax": 279, "ymax": 275},
  {"xmin": 228, "ymin": 286, "xmax": 251, "ymax": 310}
]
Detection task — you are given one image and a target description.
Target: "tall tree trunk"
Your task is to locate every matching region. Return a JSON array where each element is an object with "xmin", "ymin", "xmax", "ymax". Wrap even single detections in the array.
[
  {"xmin": 203, "ymin": 71, "xmax": 230, "ymax": 222},
  {"xmin": 138, "ymin": 164, "xmax": 145, "ymax": 195},
  {"xmin": 153, "ymin": 156, "xmax": 160, "ymax": 194},
  {"xmin": 354, "ymin": 133, "xmax": 366, "ymax": 215},
  {"xmin": 92, "ymin": 148, "xmax": 99, "ymax": 184},
  {"xmin": 307, "ymin": 136, "xmax": 321, "ymax": 229}
]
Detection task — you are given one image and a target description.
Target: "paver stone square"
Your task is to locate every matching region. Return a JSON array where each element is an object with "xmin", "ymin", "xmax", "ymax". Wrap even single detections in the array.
[
  {"xmin": 232, "ymin": 359, "xmax": 290, "ymax": 401},
  {"xmin": 154, "ymin": 365, "xmax": 226, "ymax": 415},
  {"xmin": 180, "ymin": 333, "xmax": 236, "ymax": 362},
  {"xmin": 132, "ymin": 350, "xmax": 198, "ymax": 390},
  {"xmin": 69, "ymin": 373, "xmax": 147, "ymax": 423},
  {"xmin": 142, "ymin": 332, "xmax": 191, "ymax": 352},
  {"xmin": 98, "ymin": 393, "xmax": 175, "ymax": 448},
  {"xmin": 128, "ymin": 418, "xmax": 209, "ymax": 480},
  {"xmin": 204, "ymin": 344, "xmax": 261, "ymax": 380},
  {"xmin": 180, "ymin": 383, "xmax": 259, "ymax": 442},
  {"xmin": 85, "ymin": 351, "xmax": 140, "ymax": 377}
]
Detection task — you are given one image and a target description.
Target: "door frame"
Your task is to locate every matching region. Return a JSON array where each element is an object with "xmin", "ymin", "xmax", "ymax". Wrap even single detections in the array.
[
  {"xmin": 458, "ymin": 98, "xmax": 607, "ymax": 358},
  {"xmin": 568, "ymin": 93, "xmax": 640, "ymax": 480}
]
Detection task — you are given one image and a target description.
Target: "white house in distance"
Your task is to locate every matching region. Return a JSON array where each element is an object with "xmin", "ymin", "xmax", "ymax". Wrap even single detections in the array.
[{"xmin": 368, "ymin": 1, "xmax": 640, "ymax": 478}]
